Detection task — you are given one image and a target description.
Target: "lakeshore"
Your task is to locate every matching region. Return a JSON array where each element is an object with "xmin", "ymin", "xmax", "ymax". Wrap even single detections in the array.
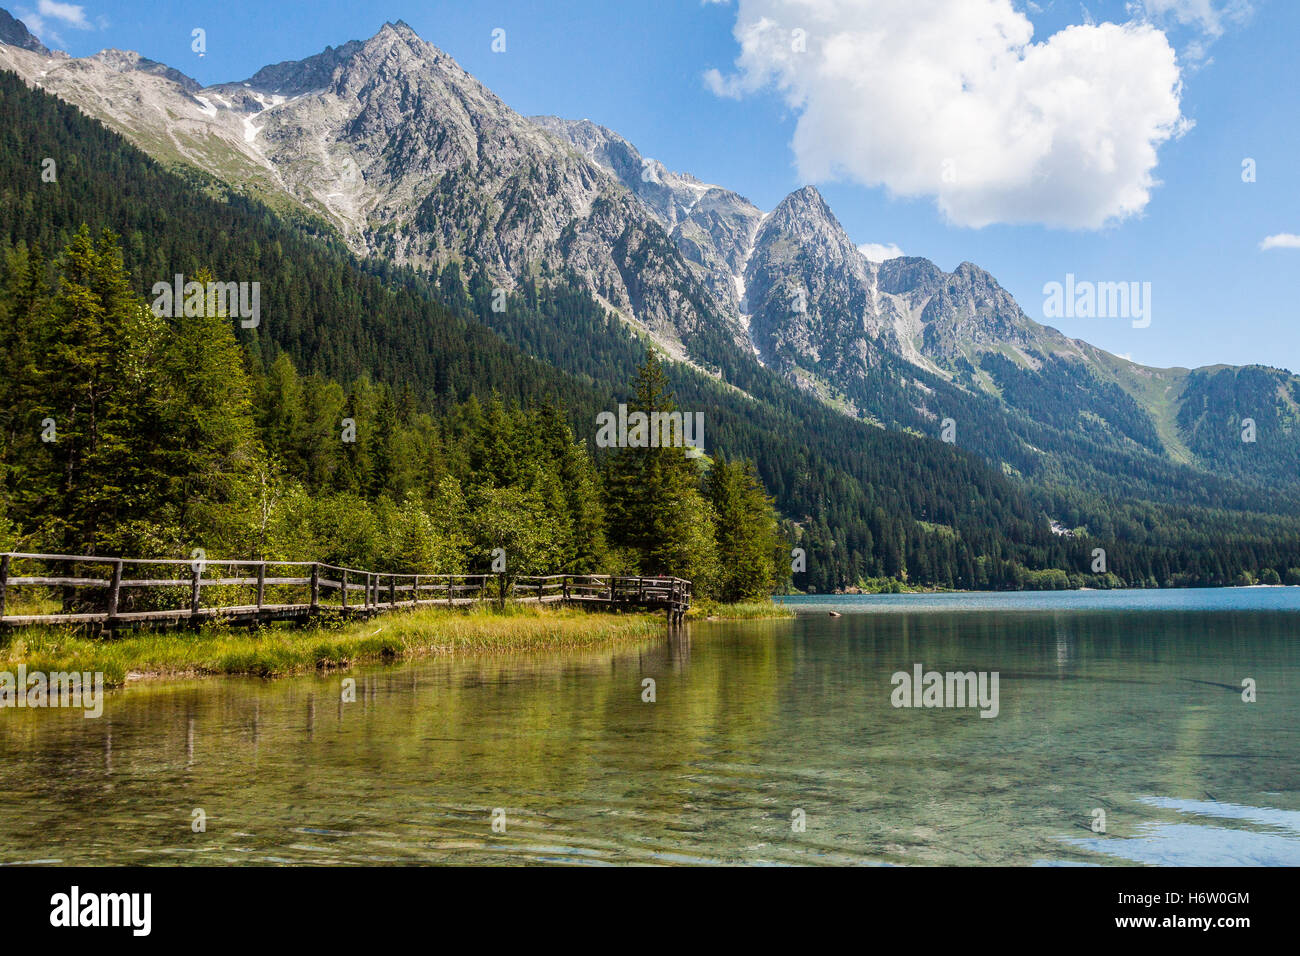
[{"xmin": 0, "ymin": 601, "xmax": 792, "ymax": 686}]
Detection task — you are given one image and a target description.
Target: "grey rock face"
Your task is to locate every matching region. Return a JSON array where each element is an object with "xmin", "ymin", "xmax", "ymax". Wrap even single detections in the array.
[
  {"xmin": 917, "ymin": 262, "xmax": 1039, "ymax": 362},
  {"xmin": 242, "ymin": 40, "xmax": 365, "ymax": 97},
  {"xmin": 86, "ymin": 49, "xmax": 202, "ymax": 93},
  {"xmin": 0, "ymin": 8, "xmax": 48, "ymax": 55},
  {"xmin": 877, "ymin": 257, "xmax": 945, "ymax": 298},
  {"xmin": 745, "ymin": 185, "xmax": 889, "ymax": 377},
  {"xmin": 740, "ymin": 186, "xmax": 1097, "ymax": 404},
  {"xmin": 531, "ymin": 116, "xmax": 704, "ymax": 228},
  {"xmin": 228, "ymin": 22, "xmax": 744, "ymax": 357},
  {"xmin": 532, "ymin": 114, "xmax": 764, "ymax": 318}
]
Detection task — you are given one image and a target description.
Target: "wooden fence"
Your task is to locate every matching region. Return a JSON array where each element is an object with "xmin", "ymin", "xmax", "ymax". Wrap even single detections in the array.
[{"xmin": 0, "ymin": 552, "xmax": 692, "ymax": 632}]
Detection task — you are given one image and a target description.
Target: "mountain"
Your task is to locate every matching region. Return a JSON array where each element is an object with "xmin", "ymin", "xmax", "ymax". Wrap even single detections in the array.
[
  {"xmin": 7, "ymin": 39, "xmax": 1300, "ymax": 593},
  {"xmin": 531, "ymin": 115, "xmax": 766, "ymax": 321},
  {"xmin": 0, "ymin": 9, "xmax": 46, "ymax": 55},
  {"xmin": 0, "ymin": 20, "xmax": 752, "ymax": 363},
  {"xmin": 531, "ymin": 113, "xmax": 1300, "ymax": 492},
  {"xmin": 3, "ymin": 13, "xmax": 1298, "ymax": 516}
]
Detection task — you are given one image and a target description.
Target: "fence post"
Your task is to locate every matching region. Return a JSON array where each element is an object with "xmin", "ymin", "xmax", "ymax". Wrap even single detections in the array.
[
  {"xmin": 413, "ymin": 575, "xmax": 420, "ymax": 606},
  {"xmin": 342, "ymin": 569, "xmax": 349, "ymax": 610},
  {"xmin": 389, "ymin": 576, "xmax": 396, "ymax": 608},
  {"xmin": 310, "ymin": 563, "xmax": 320, "ymax": 611},
  {"xmin": 61, "ymin": 557, "xmax": 71, "ymax": 613},
  {"xmin": 562, "ymin": 575, "xmax": 569, "ymax": 603},
  {"xmin": 107, "ymin": 559, "xmax": 123, "ymax": 619},
  {"xmin": 190, "ymin": 563, "xmax": 202, "ymax": 620},
  {"xmin": 256, "ymin": 562, "xmax": 266, "ymax": 610},
  {"xmin": 0, "ymin": 553, "xmax": 9, "ymax": 619}
]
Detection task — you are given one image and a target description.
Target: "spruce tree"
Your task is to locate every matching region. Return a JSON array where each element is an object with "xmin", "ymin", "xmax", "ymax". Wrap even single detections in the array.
[
  {"xmin": 603, "ymin": 351, "xmax": 718, "ymax": 585},
  {"xmin": 706, "ymin": 456, "xmax": 783, "ymax": 601}
]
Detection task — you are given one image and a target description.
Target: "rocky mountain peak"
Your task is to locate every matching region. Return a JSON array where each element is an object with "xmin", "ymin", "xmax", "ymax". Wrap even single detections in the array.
[
  {"xmin": 743, "ymin": 185, "xmax": 891, "ymax": 379},
  {"xmin": 0, "ymin": 8, "xmax": 47, "ymax": 55},
  {"xmin": 770, "ymin": 183, "xmax": 832, "ymax": 217},
  {"xmin": 382, "ymin": 19, "xmax": 420, "ymax": 38},
  {"xmin": 86, "ymin": 48, "xmax": 201, "ymax": 92},
  {"xmin": 533, "ymin": 114, "xmax": 728, "ymax": 230},
  {"xmin": 758, "ymin": 185, "xmax": 868, "ymax": 269},
  {"xmin": 242, "ymin": 40, "xmax": 364, "ymax": 96},
  {"xmin": 761, "ymin": 185, "xmax": 843, "ymax": 240},
  {"xmin": 358, "ymin": 18, "xmax": 425, "ymax": 58},
  {"xmin": 877, "ymin": 256, "xmax": 946, "ymax": 296},
  {"xmin": 952, "ymin": 261, "xmax": 997, "ymax": 284},
  {"xmin": 237, "ymin": 20, "xmax": 468, "ymax": 101}
]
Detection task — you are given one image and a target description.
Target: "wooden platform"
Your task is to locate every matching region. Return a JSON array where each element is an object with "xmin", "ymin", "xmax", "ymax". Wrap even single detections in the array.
[{"xmin": 0, "ymin": 553, "xmax": 692, "ymax": 632}]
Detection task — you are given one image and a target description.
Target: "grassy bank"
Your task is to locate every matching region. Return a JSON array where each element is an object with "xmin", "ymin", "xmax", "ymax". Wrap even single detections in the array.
[
  {"xmin": 687, "ymin": 599, "xmax": 795, "ymax": 621},
  {"xmin": 0, "ymin": 605, "xmax": 667, "ymax": 687}
]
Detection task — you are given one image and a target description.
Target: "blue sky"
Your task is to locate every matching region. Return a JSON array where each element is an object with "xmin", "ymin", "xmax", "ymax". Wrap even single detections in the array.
[{"xmin": 15, "ymin": 0, "xmax": 1299, "ymax": 372}]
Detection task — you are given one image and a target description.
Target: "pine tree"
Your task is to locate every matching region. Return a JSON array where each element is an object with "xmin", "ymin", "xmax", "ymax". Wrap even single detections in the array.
[
  {"xmin": 603, "ymin": 351, "xmax": 719, "ymax": 586},
  {"xmin": 706, "ymin": 456, "xmax": 783, "ymax": 601},
  {"xmin": 143, "ymin": 266, "xmax": 260, "ymax": 552},
  {"xmin": 24, "ymin": 227, "xmax": 146, "ymax": 552}
]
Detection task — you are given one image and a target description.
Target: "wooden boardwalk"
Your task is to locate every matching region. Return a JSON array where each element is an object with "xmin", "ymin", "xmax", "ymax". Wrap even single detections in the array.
[{"xmin": 0, "ymin": 552, "xmax": 692, "ymax": 633}]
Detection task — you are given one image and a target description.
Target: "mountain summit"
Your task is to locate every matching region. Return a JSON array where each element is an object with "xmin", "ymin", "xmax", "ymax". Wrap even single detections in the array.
[
  {"xmin": 2, "ymin": 12, "xmax": 1296, "ymax": 498},
  {"xmin": 0, "ymin": 8, "xmax": 46, "ymax": 55}
]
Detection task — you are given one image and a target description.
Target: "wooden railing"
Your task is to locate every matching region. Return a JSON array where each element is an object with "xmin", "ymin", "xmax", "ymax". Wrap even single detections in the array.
[{"xmin": 0, "ymin": 553, "xmax": 692, "ymax": 630}]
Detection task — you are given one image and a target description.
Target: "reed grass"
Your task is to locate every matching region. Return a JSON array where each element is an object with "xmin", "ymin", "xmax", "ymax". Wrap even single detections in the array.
[
  {"xmin": 687, "ymin": 599, "xmax": 795, "ymax": 620},
  {"xmin": 0, "ymin": 604, "xmax": 666, "ymax": 687}
]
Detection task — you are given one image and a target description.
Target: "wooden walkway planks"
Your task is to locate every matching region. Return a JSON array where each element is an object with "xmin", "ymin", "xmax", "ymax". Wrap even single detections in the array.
[{"xmin": 0, "ymin": 553, "xmax": 692, "ymax": 631}]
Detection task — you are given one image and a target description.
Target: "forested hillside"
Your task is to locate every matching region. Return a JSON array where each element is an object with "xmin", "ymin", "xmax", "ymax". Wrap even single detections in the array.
[
  {"xmin": 1177, "ymin": 365, "xmax": 1300, "ymax": 488},
  {"xmin": 3, "ymin": 70, "xmax": 1299, "ymax": 591}
]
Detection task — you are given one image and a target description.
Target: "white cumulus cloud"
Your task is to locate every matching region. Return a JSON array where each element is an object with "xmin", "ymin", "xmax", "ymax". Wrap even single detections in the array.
[
  {"xmin": 38, "ymin": 0, "xmax": 91, "ymax": 29},
  {"xmin": 705, "ymin": 0, "xmax": 1190, "ymax": 229},
  {"xmin": 1260, "ymin": 233, "xmax": 1300, "ymax": 251},
  {"xmin": 1131, "ymin": 0, "xmax": 1252, "ymax": 38},
  {"xmin": 859, "ymin": 242, "xmax": 904, "ymax": 262},
  {"xmin": 17, "ymin": 1, "xmax": 98, "ymax": 45},
  {"xmin": 1127, "ymin": 0, "xmax": 1253, "ymax": 64}
]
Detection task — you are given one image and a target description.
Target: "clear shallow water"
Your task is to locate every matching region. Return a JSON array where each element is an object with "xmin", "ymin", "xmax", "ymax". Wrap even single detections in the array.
[{"xmin": 1, "ymin": 589, "xmax": 1297, "ymax": 865}]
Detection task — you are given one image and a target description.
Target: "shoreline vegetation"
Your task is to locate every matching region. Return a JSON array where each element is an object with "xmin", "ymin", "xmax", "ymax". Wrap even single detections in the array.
[
  {"xmin": 687, "ymin": 600, "xmax": 796, "ymax": 621},
  {"xmin": 4, "ymin": 606, "xmax": 660, "ymax": 687},
  {"xmin": 1, "ymin": 600, "xmax": 795, "ymax": 687}
]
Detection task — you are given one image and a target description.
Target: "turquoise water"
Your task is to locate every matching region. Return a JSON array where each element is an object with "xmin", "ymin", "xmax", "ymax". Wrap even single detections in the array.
[
  {"xmin": 1, "ymin": 588, "xmax": 1297, "ymax": 865},
  {"xmin": 780, "ymin": 585, "xmax": 1300, "ymax": 613}
]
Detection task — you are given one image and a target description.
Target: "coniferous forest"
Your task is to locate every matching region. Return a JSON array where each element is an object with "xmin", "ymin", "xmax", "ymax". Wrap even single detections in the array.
[
  {"xmin": 3, "ymin": 70, "xmax": 1300, "ymax": 594},
  {"xmin": 0, "ymin": 223, "xmax": 785, "ymax": 600}
]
